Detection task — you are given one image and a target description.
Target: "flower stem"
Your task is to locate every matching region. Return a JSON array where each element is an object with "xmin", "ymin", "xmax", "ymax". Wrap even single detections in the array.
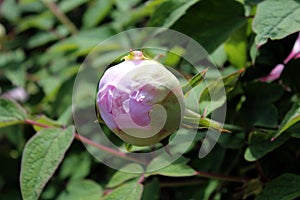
[
  {"xmin": 195, "ymin": 171, "xmax": 250, "ymax": 183},
  {"xmin": 160, "ymin": 180, "xmax": 206, "ymax": 187},
  {"xmin": 24, "ymin": 119, "xmax": 51, "ymax": 128},
  {"xmin": 74, "ymin": 133, "xmax": 148, "ymax": 165},
  {"xmin": 23, "ymin": 119, "xmax": 148, "ymax": 165},
  {"xmin": 138, "ymin": 174, "xmax": 145, "ymax": 184}
]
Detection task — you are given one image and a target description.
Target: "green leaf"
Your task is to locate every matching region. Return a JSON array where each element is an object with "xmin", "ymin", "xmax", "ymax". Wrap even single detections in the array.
[
  {"xmin": 20, "ymin": 126, "xmax": 74, "ymax": 200},
  {"xmin": 1, "ymin": 0, "xmax": 20, "ymax": 22},
  {"xmin": 273, "ymin": 101, "xmax": 300, "ymax": 139},
  {"xmin": 218, "ymin": 132, "xmax": 244, "ymax": 149},
  {"xmin": 49, "ymin": 26, "xmax": 115, "ymax": 55},
  {"xmin": 0, "ymin": 49, "xmax": 26, "ymax": 87},
  {"xmin": 0, "ymin": 125, "xmax": 25, "ymax": 152},
  {"xmin": 57, "ymin": 105, "xmax": 73, "ymax": 126},
  {"xmin": 240, "ymin": 82, "xmax": 284, "ymax": 129},
  {"xmin": 31, "ymin": 115, "xmax": 63, "ymax": 131},
  {"xmin": 245, "ymin": 0, "xmax": 264, "ymax": 5},
  {"xmin": 57, "ymin": 179, "xmax": 102, "ymax": 200},
  {"xmin": 59, "ymin": 0, "xmax": 90, "ymax": 13},
  {"xmin": 172, "ymin": 0, "xmax": 246, "ymax": 53},
  {"xmin": 224, "ymin": 25, "xmax": 247, "ymax": 68},
  {"xmin": 17, "ymin": 12, "xmax": 54, "ymax": 32},
  {"xmin": 19, "ymin": 1, "xmax": 44, "ymax": 13},
  {"xmin": 4, "ymin": 64, "xmax": 26, "ymax": 87},
  {"xmin": 281, "ymin": 59, "xmax": 300, "ymax": 93},
  {"xmin": 183, "ymin": 116, "xmax": 231, "ymax": 133},
  {"xmin": 141, "ymin": 178, "xmax": 160, "ymax": 200},
  {"xmin": 199, "ymin": 69, "xmax": 244, "ymax": 115},
  {"xmin": 254, "ymin": 104, "xmax": 278, "ymax": 128},
  {"xmin": 190, "ymin": 144, "xmax": 225, "ymax": 172},
  {"xmin": 243, "ymin": 179, "xmax": 263, "ymax": 199},
  {"xmin": 0, "ymin": 98, "xmax": 27, "ymax": 128},
  {"xmin": 210, "ymin": 44, "xmax": 228, "ymax": 67},
  {"xmin": 148, "ymin": 0, "xmax": 200, "ymax": 28},
  {"xmin": 147, "ymin": 157, "xmax": 196, "ymax": 177},
  {"xmin": 0, "ymin": 49, "xmax": 25, "ymax": 68},
  {"xmin": 107, "ymin": 164, "xmax": 144, "ymax": 188},
  {"xmin": 162, "ymin": 46, "xmax": 186, "ymax": 67},
  {"xmin": 256, "ymin": 173, "xmax": 300, "ymax": 200},
  {"xmin": 103, "ymin": 180, "xmax": 144, "ymax": 200},
  {"xmin": 112, "ymin": 0, "xmax": 165, "ymax": 28},
  {"xmin": 82, "ymin": 0, "xmax": 113, "ymax": 28},
  {"xmin": 182, "ymin": 68, "xmax": 208, "ymax": 94},
  {"xmin": 244, "ymin": 131, "xmax": 290, "ymax": 161},
  {"xmin": 27, "ymin": 26, "xmax": 69, "ymax": 48},
  {"xmin": 59, "ymin": 152, "xmax": 91, "ymax": 180},
  {"xmin": 253, "ymin": 0, "xmax": 300, "ymax": 45}
]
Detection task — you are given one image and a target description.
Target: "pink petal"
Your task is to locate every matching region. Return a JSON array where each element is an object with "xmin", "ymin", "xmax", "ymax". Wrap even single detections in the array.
[
  {"xmin": 129, "ymin": 98, "xmax": 152, "ymax": 126},
  {"xmin": 97, "ymin": 85, "xmax": 117, "ymax": 130},
  {"xmin": 260, "ymin": 64, "xmax": 284, "ymax": 82},
  {"xmin": 284, "ymin": 32, "xmax": 300, "ymax": 64}
]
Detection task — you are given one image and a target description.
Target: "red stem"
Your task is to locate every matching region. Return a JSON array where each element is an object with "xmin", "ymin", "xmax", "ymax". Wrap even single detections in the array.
[
  {"xmin": 195, "ymin": 171, "xmax": 250, "ymax": 183},
  {"xmin": 138, "ymin": 174, "xmax": 145, "ymax": 184},
  {"xmin": 24, "ymin": 119, "xmax": 50, "ymax": 128},
  {"xmin": 24, "ymin": 119, "xmax": 251, "ymax": 183},
  {"xmin": 24, "ymin": 119, "xmax": 148, "ymax": 165},
  {"xmin": 74, "ymin": 133, "xmax": 148, "ymax": 165}
]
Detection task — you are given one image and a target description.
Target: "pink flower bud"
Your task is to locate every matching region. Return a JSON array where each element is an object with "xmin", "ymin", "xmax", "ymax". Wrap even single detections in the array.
[{"xmin": 97, "ymin": 51, "xmax": 185, "ymax": 146}]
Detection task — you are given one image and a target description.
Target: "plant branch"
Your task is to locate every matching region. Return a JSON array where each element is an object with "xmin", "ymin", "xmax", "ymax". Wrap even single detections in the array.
[
  {"xmin": 24, "ymin": 119, "xmax": 148, "ymax": 165},
  {"xmin": 160, "ymin": 171, "xmax": 250, "ymax": 187},
  {"xmin": 24, "ymin": 119, "xmax": 51, "ymax": 128},
  {"xmin": 160, "ymin": 179, "xmax": 206, "ymax": 187},
  {"xmin": 195, "ymin": 171, "xmax": 250, "ymax": 183},
  {"xmin": 74, "ymin": 133, "xmax": 148, "ymax": 165},
  {"xmin": 24, "ymin": 119, "xmax": 251, "ymax": 183},
  {"xmin": 138, "ymin": 174, "xmax": 145, "ymax": 184},
  {"xmin": 255, "ymin": 161, "xmax": 268, "ymax": 182},
  {"xmin": 40, "ymin": 0, "xmax": 78, "ymax": 35}
]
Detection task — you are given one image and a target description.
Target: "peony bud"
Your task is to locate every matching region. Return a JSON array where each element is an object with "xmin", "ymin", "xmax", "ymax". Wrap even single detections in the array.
[{"xmin": 96, "ymin": 51, "xmax": 185, "ymax": 146}]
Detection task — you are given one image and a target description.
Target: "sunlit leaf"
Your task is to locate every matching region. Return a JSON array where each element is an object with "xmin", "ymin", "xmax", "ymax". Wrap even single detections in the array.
[
  {"xmin": 59, "ymin": 152, "xmax": 92, "ymax": 180},
  {"xmin": 253, "ymin": 0, "xmax": 300, "ymax": 45},
  {"xmin": 82, "ymin": 0, "xmax": 113, "ymax": 28},
  {"xmin": 31, "ymin": 115, "xmax": 62, "ymax": 131},
  {"xmin": 148, "ymin": 0, "xmax": 199, "ymax": 28},
  {"xmin": 273, "ymin": 101, "xmax": 300, "ymax": 139},
  {"xmin": 20, "ymin": 126, "xmax": 74, "ymax": 200},
  {"xmin": 224, "ymin": 25, "xmax": 247, "ymax": 68},
  {"xmin": 182, "ymin": 68, "xmax": 208, "ymax": 94},
  {"xmin": 147, "ymin": 157, "xmax": 196, "ymax": 177},
  {"xmin": 199, "ymin": 69, "xmax": 244, "ymax": 115},
  {"xmin": 103, "ymin": 180, "xmax": 143, "ymax": 200},
  {"xmin": 57, "ymin": 179, "xmax": 102, "ymax": 200},
  {"xmin": 107, "ymin": 164, "xmax": 144, "ymax": 188}
]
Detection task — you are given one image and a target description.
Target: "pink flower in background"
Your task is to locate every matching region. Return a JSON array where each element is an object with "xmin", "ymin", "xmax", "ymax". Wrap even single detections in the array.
[
  {"xmin": 97, "ymin": 51, "xmax": 185, "ymax": 146},
  {"xmin": 259, "ymin": 64, "xmax": 284, "ymax": 82},
  {"xmin": 284, "ymin": 32, "xmax": 300, "ymax": 64},
  {"xmin": 260, "ymin": 32, "xmax": 300, "ymax": 82},
  {"xmin": 1, "ymin": 87, "xmax": 28, "ymax": 102}
]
